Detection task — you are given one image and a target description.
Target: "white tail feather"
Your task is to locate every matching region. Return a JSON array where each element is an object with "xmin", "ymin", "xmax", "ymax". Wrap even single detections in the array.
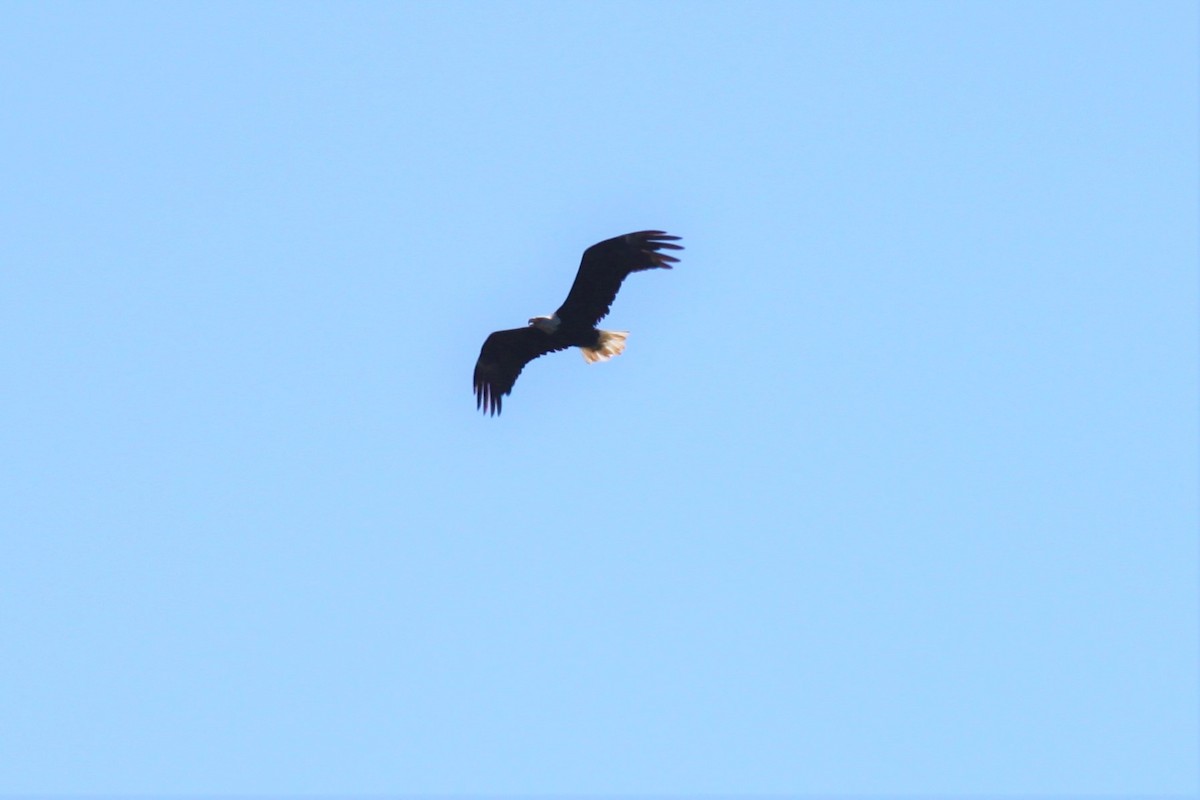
[{"xmin": 581, "ymin": 330, "xmax": 628, "ymax": 363}]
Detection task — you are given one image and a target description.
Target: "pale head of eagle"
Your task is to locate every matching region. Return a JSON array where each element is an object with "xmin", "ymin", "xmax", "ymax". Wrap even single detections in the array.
[{"xmin": 528, "ymin": 314, "xmax": 561, "ymax": 334}]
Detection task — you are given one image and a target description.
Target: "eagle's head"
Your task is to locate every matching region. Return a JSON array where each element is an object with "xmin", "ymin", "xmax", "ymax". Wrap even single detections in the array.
[{"xmin": 528, "ymin": 314, "xmax": 561, "ymax": 334}]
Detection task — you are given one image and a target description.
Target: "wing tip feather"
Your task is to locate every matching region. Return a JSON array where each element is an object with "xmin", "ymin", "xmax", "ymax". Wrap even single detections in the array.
[{"xmin": 475, "ymin": 382, "xmax": 502, "ymax": 416}]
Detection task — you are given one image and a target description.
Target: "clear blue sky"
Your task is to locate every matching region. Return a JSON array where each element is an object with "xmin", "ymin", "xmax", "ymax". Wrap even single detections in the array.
[{"xmin": 1, "ymin": 1, "xmax": 1196, "ymax": 795}]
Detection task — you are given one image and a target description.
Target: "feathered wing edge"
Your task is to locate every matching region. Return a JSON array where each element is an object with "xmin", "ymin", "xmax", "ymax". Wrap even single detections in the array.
[
  {"xmin": 554, "ymin": 230, "xmax": 683, "ymax": 328},
  {"xmin": 473, "ymin": 327, "xmax": 568, "ymax": 416}
]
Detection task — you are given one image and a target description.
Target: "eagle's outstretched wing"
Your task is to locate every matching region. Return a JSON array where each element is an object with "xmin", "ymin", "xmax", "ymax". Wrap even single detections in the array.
[
  {"xmin": 554, "ymin": 231, "xmax": 682, "ymax": 328},
  {"xmin": 473, "ymin": 327, "xmax": 569, "ymax": 416}
]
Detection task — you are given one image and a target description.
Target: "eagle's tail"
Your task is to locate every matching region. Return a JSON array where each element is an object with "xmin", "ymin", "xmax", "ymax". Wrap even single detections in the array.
[{"xmin": 581, "ymin": 330, "xmax": 628, "ymax": 364}]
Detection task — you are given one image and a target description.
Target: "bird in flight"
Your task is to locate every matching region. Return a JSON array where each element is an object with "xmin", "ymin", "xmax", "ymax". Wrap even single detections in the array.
[{"xmin": 473, "ymin": 230, "xmax": 683, "ymax": 416}]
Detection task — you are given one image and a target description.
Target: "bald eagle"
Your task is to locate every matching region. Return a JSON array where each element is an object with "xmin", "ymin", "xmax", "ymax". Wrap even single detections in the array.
[{"xmin": 473, "ymin": 230, "xmax": 683, "ymax": 416}]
